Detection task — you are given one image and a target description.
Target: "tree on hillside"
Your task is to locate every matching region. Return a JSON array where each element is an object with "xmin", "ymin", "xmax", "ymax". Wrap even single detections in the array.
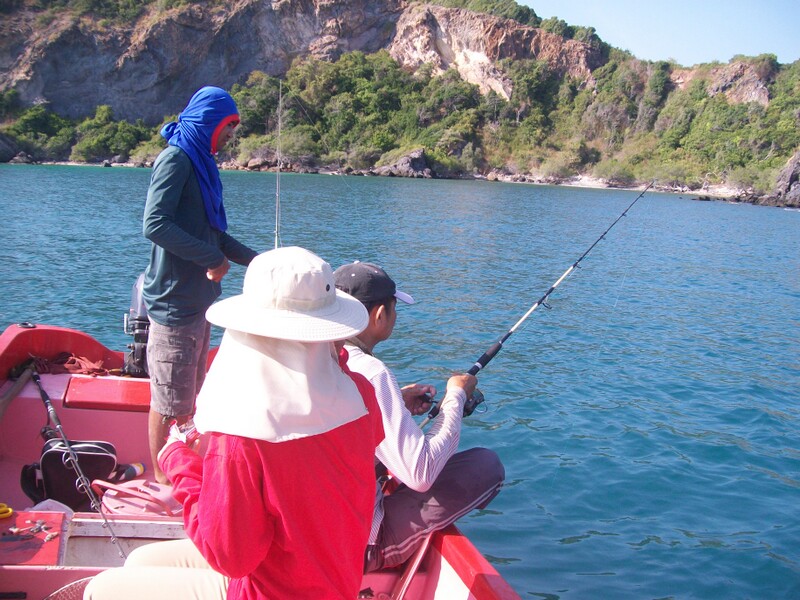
[
  {"xmin": 70, "ymin": 105, "xmax": 152, "ymax": 162},
  {"xmin": 7, "ymin": 104, "xmax": 75, "ymax": 159},
  {"xmin": 432, "ymin": 0, "xmax": 540, "ymax": 26}
]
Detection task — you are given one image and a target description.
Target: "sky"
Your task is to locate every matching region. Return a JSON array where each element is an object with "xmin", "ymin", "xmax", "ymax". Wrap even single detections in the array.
[{"xmin": 522, "ymin": 0, "xmax": 800, "ymax": 66}]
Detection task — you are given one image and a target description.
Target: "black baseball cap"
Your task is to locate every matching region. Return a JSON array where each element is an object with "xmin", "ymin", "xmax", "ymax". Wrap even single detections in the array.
[{"xmin": 333, "ymin": 262, "xmax": 415, "ymax": 305}]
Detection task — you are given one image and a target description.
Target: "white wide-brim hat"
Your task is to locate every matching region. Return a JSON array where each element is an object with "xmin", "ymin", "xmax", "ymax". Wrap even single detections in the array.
[{"xmin": 206, "ymin": 246, "xmax": 368, "ymax": 342}]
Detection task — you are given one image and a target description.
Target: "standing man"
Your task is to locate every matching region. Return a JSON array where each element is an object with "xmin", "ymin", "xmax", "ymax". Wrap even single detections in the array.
[
  {"xmin": 333, "ymin": 261, "xmax": 505, "ymax": 571},
  {"xmin": 142, "ymin": 86, "xmax": 257, "ymax": 483}
]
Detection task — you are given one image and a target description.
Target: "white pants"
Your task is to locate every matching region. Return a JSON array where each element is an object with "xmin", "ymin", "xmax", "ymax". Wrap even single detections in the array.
[{"xmin": 83, "ymin": 539, "xmax": 227, "ymax": 600}]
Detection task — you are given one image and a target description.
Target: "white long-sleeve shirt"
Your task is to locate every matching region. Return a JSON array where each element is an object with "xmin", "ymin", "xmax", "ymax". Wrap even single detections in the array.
[{"xmin": 344, "ymin": 343, "xmax": 466, "ymax": 544}]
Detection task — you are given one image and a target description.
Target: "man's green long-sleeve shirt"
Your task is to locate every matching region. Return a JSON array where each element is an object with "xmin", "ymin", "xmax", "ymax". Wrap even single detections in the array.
[{"xmin": 143, "ymin": 145, "xmax": 257, "ymax": 326}]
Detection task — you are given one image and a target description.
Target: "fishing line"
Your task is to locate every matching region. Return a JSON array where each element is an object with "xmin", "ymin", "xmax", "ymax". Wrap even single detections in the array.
[
  {"xmin": 422, "ymin": 182, "xmax": 654, "ymax": 426},
  {"xmin": 280, "ymin": 83, "xmax": 357, "ymax": 191},
  {"xmin": 611, "ymin": 271, "xmax": 628, "ymax": 309},
  {"xmin": 266, "ymin": 78, "xmax": 362, "ymax": 247}
]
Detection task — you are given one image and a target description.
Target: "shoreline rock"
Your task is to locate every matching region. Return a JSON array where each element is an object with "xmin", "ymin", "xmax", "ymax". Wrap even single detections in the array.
[
  {"xmin": 27, "ymin": 160, "xmax": 798, "ymax": 208},
  {"xmin": 371, "ymin": 148, "xmax": 433, "ymax": 178}
]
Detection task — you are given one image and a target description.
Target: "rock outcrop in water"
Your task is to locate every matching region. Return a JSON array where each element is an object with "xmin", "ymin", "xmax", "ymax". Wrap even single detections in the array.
[
  {"xmin": 372, "ymin": 148, "xmax": 433, "ymax": 178},
  {"xmin": 773, "ymin": 150, "xmax": 800, "ymax": 207}
]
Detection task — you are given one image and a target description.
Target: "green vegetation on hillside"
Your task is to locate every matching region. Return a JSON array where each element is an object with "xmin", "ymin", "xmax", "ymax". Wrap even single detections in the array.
[
  {"xmin": 1, "ymin": 1, "xmax": 798, "ymax": 194},
  {"xmin": 0, "ymin": 0, "xmax": 221, "ymax": 21},
  {"xmin": 432, "ymin": 0, "xmax": 541, "ymax": 27}
]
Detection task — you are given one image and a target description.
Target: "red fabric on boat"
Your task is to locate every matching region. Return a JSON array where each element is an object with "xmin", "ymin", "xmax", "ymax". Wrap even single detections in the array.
[
  {"xmin": 33, "ymin": 353, "xmax": 110, "ymax": 376},
  {"xmin": 0, "ymin": 511, "xmax": 65, "ymax": 566},
  {"xmin": 0, "ymin": 324, "xmax": 124, "ymax": 384}
]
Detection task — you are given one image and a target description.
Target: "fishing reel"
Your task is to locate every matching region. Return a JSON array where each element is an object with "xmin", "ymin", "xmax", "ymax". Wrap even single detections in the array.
[
  {"xmin": 463, "ymin": 388, "xmax": 486, "ymax": 417},
  {"xmin": 425, "ymin": 388, "xmax": 486, "ymax": 422}
]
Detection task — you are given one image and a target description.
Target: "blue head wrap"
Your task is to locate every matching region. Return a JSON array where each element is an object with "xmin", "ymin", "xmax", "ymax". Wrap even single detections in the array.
[{"xmin": 160, "ymin": 86, "xmax": 239, "ymax": 232}]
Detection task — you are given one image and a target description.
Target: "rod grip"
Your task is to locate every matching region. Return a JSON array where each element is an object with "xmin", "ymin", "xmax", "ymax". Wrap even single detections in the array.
[
  {"xmin": 427, "ymin": 404, "xmax": 441, "ymax": 420},
  {"xmin": 469, "ymin": 341, "xmax": 503, "ymax": 375}
]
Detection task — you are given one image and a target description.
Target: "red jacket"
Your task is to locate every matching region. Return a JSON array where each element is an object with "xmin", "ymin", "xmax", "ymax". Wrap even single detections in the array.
[{"xmin": 160, "ymin": 354, "xmax": 383, "ymax": 599}]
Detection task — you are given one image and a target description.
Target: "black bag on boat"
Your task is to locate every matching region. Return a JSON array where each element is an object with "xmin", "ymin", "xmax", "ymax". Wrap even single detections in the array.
[{"xmin": 20, "ymin": 438, "xmax": 118, "ymax": 511}]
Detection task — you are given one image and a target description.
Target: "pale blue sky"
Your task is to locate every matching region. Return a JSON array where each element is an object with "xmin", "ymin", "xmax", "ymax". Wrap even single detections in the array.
[{"xmin": 523, "ymin": 0, "xmax": 800, "ymax": 66}]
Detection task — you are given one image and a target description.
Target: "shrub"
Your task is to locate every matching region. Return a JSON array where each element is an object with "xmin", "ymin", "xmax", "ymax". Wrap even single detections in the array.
[{"xmin": 592, "ymin": 159, "xmax": 635, "ymax": 186}]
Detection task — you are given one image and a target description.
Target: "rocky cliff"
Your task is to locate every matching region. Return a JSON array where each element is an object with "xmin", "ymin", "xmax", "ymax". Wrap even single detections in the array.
[
  {"xmin": 0, "ymin": 0, "xmax": 604, "ymax": 123},
  {"xmin": 387, "ymin": 4, "xmax": 602, "ymax": 98},
  {"xmin": 1, "ymin": 1, "xmax": 775, "ymax": 124},
  {"xmin": 774, "ymin": 149, "xmax": 800, "ymax": 206},
  {"xmin": 671, "ymin": 61, "xmax": 772, "ymax": 107},
  {"xmin": 1, "ymin": 0, "xmax": 405, "ymax": 123}
]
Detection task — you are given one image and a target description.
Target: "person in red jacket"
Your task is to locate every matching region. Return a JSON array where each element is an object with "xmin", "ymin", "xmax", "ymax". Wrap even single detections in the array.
[{"xmin": 84, "ymin": 246, "xmax": 384, "ymax": 600}]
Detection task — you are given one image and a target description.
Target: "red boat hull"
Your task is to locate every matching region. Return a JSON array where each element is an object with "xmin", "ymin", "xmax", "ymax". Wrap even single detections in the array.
[{"xmin": 0, "ymin": 323, "xmax": 520, "ymax": 599}]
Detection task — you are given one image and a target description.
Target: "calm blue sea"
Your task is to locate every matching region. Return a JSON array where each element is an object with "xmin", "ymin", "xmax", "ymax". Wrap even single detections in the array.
[{"xmin": 2, "ymin": 163, "xmax": 799, "ymax": 598}]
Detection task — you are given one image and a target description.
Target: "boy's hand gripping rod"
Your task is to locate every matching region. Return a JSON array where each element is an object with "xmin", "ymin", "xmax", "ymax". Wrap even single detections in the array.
[{"xmin": 423, "ymin": 182, "xmax": 653, "ymax": 425}]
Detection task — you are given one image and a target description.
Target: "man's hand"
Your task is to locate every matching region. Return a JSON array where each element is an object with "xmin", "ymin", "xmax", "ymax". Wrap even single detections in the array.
[
  {"xmin": 401, "ymin": 383, "xmax": 437, "ymax": 415},
  {"xmin": 446, "ymin": 374, "xmax": 478, "ymax": 399},
  {"xmin": 206, "ymin": 257, "xmax": 230, "ymax": 282},
  {"xmin": 157, "ymin": 420, "xmax": 200, "ymax": 463}
]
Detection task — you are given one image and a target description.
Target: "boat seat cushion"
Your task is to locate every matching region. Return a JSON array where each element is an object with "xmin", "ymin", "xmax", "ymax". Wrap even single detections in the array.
[{"xmin": 63, "ymin": 375, "xmax": 150, "ymax": 413}]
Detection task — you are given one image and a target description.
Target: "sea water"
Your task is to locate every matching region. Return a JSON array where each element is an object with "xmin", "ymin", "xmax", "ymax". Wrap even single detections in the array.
[{"xmin": 2, "ymin": 163, "xmax": 799, "ymax": 598}]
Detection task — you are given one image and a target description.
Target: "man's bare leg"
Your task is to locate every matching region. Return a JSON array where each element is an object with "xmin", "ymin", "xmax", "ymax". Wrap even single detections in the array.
[{"xmin": 148, "ymin": 410, "xmax": 189, "ymax": 484}]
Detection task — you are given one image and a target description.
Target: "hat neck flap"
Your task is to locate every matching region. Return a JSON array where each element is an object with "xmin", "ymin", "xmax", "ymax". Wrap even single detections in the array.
[{"xmin": 194, "ymin": 330, "xmax": 366, "ymax": 442}]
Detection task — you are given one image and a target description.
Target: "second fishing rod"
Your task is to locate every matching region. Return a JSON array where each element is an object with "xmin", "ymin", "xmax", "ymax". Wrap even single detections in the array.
[{"xmin": 422, "ymin": 182, "xmax": 653, "ymax": 426}]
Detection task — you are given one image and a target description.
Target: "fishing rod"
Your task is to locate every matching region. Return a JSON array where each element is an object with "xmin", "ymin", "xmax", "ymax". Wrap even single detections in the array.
[
  {"xmin": 274, "ymin": 80, "xmax": 283, "ymax": 249},
  {"xmin": 29, "ymin": 369, "xmax": 128, "ymax": 559},
  {"xmin": 423, "ymin": 181, "xmax": 653, "ymax": 425}
]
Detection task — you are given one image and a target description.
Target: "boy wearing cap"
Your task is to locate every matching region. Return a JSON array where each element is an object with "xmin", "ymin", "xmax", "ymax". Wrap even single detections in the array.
[
  {"xmin": 142, "ymin": 86, "xmax": 258, "ymax": 484},
  {"xmin": 85, "ymin": 247, "xmax": 384, "ymax": 600},
  {"xmin": 333, "ymin": 261, "xmax": 505, "ymax": 571}
]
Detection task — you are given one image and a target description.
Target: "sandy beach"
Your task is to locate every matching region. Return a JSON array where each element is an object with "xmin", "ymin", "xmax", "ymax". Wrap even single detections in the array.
[{"xmin": 487, "ymin": 172, "xmax": 747, "ymax": 200}]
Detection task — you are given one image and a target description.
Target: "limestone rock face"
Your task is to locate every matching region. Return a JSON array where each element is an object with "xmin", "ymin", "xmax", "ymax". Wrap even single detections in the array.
[
  {"xmin": 387, "ymin": 4, "xmax": 602, "ymax": 99},
  {"xmin": 671, "ymin": 61, "xmax": 772, "ymax": 107},
  {"xmin": 707, "ymin": 62, "xmax": 771, "ymax": 106},
  {"xmin": 1, "ymin": 0, "xmax": 406, "ymax": 123},
  {"xmin": 773, "ymin": 149, "xmax": 800, "ymax": 207}
]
